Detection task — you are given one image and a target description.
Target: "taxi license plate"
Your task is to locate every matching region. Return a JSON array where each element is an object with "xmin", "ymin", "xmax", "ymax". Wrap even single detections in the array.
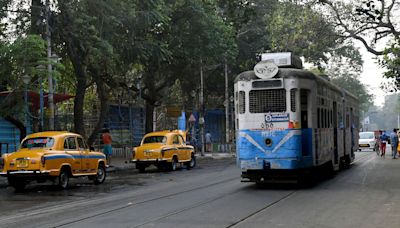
[
  {"xmin": 359, "ymin": 144, "xmax": 369, "ymax": 147},
  {"xmin": 16, "ymin": 159, "xmax": 29, "ymax": 168},
  {"xmin": 145, "ymin": 152, "xmax": 152, "ymax": 156}
]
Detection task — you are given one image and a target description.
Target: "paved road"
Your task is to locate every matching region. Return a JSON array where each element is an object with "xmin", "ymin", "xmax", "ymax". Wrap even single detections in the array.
[{"xmin": 0, "ymin": 149, "xmax": 399, "ymax": 228}]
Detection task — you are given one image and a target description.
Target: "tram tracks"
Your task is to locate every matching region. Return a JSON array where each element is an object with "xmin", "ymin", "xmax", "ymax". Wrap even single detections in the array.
[
  {"xmin": 0, "ymin": 171, "xmax": 239, "ymax": 227},
  {"xmin": 0, "ymin": 155, "xmax": 375, "ymax": 228},
  {"xmin": 224, "ymin": 152, "xmax": 376, "ymax": 228}
]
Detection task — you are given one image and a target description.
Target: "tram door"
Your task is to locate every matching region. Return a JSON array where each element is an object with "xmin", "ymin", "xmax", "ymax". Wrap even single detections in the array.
[
  {"xmin": 300, "ymin": 89, "xmax": 311, "ymax": 156},
  {"xmin": 333, "ymin": 102, "xmax": 339, "ymax": 164}
]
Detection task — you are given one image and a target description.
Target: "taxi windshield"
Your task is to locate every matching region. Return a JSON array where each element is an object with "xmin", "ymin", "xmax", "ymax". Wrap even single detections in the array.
[
  {"xmin": 21, "ymin": 137, "xmax": 55, "ymax": 149},
  {"xmin": 359, "ymin": 132, "xmax": 374, "ymax": 139},
  {"xmin": 143, "ymin": 136, "xmax": 167, "ymax": 144}
]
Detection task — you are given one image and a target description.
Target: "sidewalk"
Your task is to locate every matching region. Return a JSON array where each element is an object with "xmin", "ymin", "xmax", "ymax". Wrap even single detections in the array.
[{"xmin": 106, "ymin": 152, "xmax": 235, "ymax": 173}]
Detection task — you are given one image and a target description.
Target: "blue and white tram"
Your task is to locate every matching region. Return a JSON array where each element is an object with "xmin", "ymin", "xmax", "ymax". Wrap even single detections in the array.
[{"xmin": 234, "ymin": 52, "xmax": 359, "ymax": 182}]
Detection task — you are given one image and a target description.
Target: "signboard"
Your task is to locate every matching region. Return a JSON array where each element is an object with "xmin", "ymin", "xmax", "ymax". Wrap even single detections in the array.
[
  {"xmin": 166, "ymin": 106, "xmax": 182, "ymax": 117},
  {"xmin": 188, "ymin": 114, "xmax": 196, "ymax": 123},
  {"xmin": 254, "ymin": 61, "xmax": 279, "ymax": 79},
  {"xmin": 265, "ymin": 113, "xmax": 289, "ymax": 122}
]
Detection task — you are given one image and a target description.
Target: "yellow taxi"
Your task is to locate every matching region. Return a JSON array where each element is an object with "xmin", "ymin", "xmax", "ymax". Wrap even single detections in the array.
[
  {"xmin": 0, "ymin": 131, "xmax": 107, "ymax": 190},
  {"xmin": 131, "ymin": 130, "xmax": 196, "ymax": 172}
]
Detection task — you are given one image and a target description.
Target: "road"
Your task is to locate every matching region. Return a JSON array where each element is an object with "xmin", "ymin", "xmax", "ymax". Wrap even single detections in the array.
[{"xmin": 0, "ymin": 149, "xmax": 399, "ymax": 228}]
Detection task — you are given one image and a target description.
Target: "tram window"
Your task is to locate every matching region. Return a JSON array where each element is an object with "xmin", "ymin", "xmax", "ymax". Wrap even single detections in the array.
[
  {"xmin": 325, "ymin": 109, "xmax": 328, "ymax": 128},
  {"xmin": 317, "ymin": 108, "xmax": 321, "ymax": 128},
  {"xmin": 290, "ymin": 89, "xmax": 296, "ymax": 112},
  {"xmin": 249, "ymin": 89, "xmax": 286, "ymax": 113},
  {"xmin": 239, "ymin": 91, "xmax": 245, "ymax": 114}
]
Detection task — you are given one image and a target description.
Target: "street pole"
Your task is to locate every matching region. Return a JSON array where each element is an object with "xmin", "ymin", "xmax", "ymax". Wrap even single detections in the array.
[
  {"xmin": 46, "ymin": 0, "xmax": 55, "ymax": 130},
  {"xmin": 24, "ymin": 83, "xmax": 29, "ymax": 133},
  {"xmin": 39, "ymin": 76, "xmax": 44, "ymax": 131},
  {"xmin": 200, "ymin": 59, "xmax": 205, "ymax": 156},
  {"xmin": 22, "ymin": 75, "xmax": 31, "ymax": 134},
  {"xmin": 224, "ymin": 59, "xmax": 229, "ymax": 146}
]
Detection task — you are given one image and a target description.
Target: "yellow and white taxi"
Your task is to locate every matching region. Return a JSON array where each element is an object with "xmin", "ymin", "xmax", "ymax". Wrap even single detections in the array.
[
  {"xmin": 131, "ymin": 130, "xmax": 196, "ymax": 172},
  {"xmin": 0, "ymin": 131, "xmax": 107, "ymax": 190}
]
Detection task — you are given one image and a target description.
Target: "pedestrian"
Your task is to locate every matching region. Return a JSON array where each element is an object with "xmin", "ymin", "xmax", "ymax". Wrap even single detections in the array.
[
  {"xmin": 102, "ymin": 128, "xmax": 113, "ymax": 166},
  {"xmin": 397, "ymin": 129, "xmax": 400, "ymax": 156},
  {"xmin": 205, "ymin": 131, "xmax": 212, "ymax": 152},
  {"xmin": 379, "ymin": 131, "xmax": 389, "ymax": 157},
  {"xmin": 390, "ymin": 128, "xmax": 399, "ymax": 159}
]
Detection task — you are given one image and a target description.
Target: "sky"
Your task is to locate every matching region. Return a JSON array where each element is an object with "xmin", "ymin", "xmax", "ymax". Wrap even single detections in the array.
[{"xmin": 356, "ymin": 42, "xmax": 389, "ymax": 107}]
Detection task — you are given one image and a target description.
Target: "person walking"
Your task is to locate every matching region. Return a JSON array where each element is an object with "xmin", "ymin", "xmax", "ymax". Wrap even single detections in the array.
[
  {"xmin": 379, "ymin": 131, "xmax": 389, "ymax": 157},
  {"xmin": 102, "ymin": 128, "xmax": 113, "ymax": 166},
  {"xmin": 205, "ymin": 131, "xmax": 212, "ymax": 152},
  {"xmin": 390, "ymin": 128, "xmax": 399, "ymax": 159}
]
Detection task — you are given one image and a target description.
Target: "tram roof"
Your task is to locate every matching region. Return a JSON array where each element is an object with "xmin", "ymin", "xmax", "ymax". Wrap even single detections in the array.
[{"xmin": 235, "ymin": 68, "xmax": 358, "ymax": 100}]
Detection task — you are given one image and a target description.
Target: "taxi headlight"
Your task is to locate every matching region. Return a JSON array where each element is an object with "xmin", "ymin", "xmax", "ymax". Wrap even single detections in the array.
[{"xmin": 369, "ymin": 140, "xmax": 375, "ymax": 144}]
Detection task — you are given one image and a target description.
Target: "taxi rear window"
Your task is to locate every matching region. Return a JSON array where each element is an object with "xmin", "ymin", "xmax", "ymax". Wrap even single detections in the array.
[
  {"xmin": 21, "ymin": 137, "xmax": 55, "ymax": 149},
  {"xmin": 143, "ymin": 136, "xmax": 167, "ymax": 144}
]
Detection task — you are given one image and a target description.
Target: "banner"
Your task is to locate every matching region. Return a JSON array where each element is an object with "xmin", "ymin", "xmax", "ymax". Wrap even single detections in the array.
[{"xmin": 364, "ymin": 116, "xmax": 370, "ymax": 125}]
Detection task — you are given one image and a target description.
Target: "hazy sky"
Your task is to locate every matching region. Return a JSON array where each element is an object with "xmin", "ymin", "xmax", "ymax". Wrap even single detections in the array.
[{"xmin": 356, "ymin": 41, "xmax": 390, "ymax": 107}]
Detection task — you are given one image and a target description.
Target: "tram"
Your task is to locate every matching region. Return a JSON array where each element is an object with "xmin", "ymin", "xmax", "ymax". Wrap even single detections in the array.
[{"xmin": 234, "ymin": 52, "xmax": 359, "ymax": 182}]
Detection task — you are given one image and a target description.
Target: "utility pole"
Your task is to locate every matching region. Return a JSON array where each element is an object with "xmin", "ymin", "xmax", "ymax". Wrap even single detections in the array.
[
  {"xmin": 224, "ymin": 59, "xmax": 229, "ymax": 146},
  {"xmin": 199, "ymin": 59, "xmax": 205, "ymax": 156},
  {"xmin": 46, "ymin": 0, "xmax": 55, "ymax": 130}
]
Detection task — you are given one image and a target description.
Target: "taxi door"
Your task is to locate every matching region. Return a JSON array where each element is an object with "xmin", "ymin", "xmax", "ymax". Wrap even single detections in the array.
[
  {"xmin": 64, "ymin": 136, "xmax": 83, "ymax": 173},
  {"xmin": 177, "ymin": 134, "xmax": 190, "ymax": 161},
  {"xmin": 77, "ymin": 137, "xmax": 91, "ymax": 173},
  {"xmin": 171, "ymin": 135, "xmax": 182, "ymax": 160}
]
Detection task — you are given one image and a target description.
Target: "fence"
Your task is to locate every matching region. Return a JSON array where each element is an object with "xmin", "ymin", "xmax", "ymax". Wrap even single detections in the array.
[{"xmin": 112, "ymin": 147, "xmax": 132, "ymax": 159}]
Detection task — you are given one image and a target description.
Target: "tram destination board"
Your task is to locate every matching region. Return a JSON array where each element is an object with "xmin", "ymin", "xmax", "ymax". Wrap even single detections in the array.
[
  {"xmin": 265, "ymin": 113, "xmax": 289, "ymax": 122},
  {"xmin": 252, "ymin": 80, "xmax": 282, "ymax": 89}
]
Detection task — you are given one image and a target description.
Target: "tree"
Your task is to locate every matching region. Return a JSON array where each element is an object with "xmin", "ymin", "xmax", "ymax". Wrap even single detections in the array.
[
  {"xmin": 0, "ymin": 35, "xmax": 47, "ymax": 139},
  {"xmin": 317, "ymin": 0, "xmax": 400, "ymax": 90},
  {"xmin": 330, "ymin": 73, "xmax": 374, "ymax": 112}
]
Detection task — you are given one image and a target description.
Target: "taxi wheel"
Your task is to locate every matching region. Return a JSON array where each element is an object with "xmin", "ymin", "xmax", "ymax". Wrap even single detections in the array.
[
  {"xmin": 8, "ymin": 177, "xmax": 27, "ymax": 191},
  {"xmin": 170, "ymin": 157, "xmax": 177, "ymax": 171},
  {"xmin": 186, "ymin": 155, "xmax": 196, "ymax": 170},
  {"xmin": 137, "ymin": 164, "xmax": 145, "ymax": 173},
  {"xmin": 94, "ymin": 164, "xmax": 106, "ymax": 185},
  {"xmin": 58, "ymin": 168, "xmax": 70, "ymax": 189}
]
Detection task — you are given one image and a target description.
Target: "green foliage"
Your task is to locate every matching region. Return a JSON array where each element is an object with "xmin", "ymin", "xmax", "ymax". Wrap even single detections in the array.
[
  {"xmin": 0, "ymin": 35, "xmax": 46, "ymax": 90},
  {"xmin": 329, "ymin": 73, "xmax": 374, "ymax": 112},
  {"xmin": 0, "ymin": 35, "xmax": 47, "ymax": 117},
  {"xmin": 379, "ymin": 44, "xmax": 400, "ymax": 92},
  {"xmin": 267, "ymin": 2, "xmax": 340, "ymax": 65}
]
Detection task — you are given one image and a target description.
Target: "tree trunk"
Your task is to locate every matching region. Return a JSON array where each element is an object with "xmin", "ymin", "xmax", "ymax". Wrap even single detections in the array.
[
  {"xmin": 74, "ymin": 75, "xmax": 86, "ymax": 136},
  {"xmin": 58, "ymin": 1, "xmax": 87, "ymax": 137},
  {"xmin": 145, "ymin": 101, "xmax": 154, "ymax": 133},
  {"xmin": 30, "ymin": 0, "xmax": 43, "ymax": 35},
  {"xmin": 87, "ymin": 77, "xmax": 109, "ymax": 146}
]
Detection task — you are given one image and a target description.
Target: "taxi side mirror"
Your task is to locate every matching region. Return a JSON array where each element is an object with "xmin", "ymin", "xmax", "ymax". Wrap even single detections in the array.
[{"xmin": 90, "ymin": 146, "xmax": 95, "ymax": 151}]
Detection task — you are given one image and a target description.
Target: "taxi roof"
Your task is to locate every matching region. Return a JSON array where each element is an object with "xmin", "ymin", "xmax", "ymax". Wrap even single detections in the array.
[
  {"xmin": 144, "ymin": 130, "xmax": 186, "ymax": 138},
  {"xmin": 25, "ymin": 131, "xmax": 81, "ymax": 139}
]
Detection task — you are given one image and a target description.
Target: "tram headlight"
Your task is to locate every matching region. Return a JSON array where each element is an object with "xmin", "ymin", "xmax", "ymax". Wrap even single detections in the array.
[{"xmin": 265, "ymin": 138, "xmax": 273, "ymax": 147}]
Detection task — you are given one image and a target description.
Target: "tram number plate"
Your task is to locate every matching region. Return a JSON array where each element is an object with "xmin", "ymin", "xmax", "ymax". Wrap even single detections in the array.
[{"xmin": 261, "ymin": 122, "xmax": 274, "ymax": 129}]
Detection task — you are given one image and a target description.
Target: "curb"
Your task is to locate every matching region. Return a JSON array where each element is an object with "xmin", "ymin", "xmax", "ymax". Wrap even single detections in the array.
[{"xmin": 106, "ymin": 154, "xmax": 235, "ymax": 173}]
